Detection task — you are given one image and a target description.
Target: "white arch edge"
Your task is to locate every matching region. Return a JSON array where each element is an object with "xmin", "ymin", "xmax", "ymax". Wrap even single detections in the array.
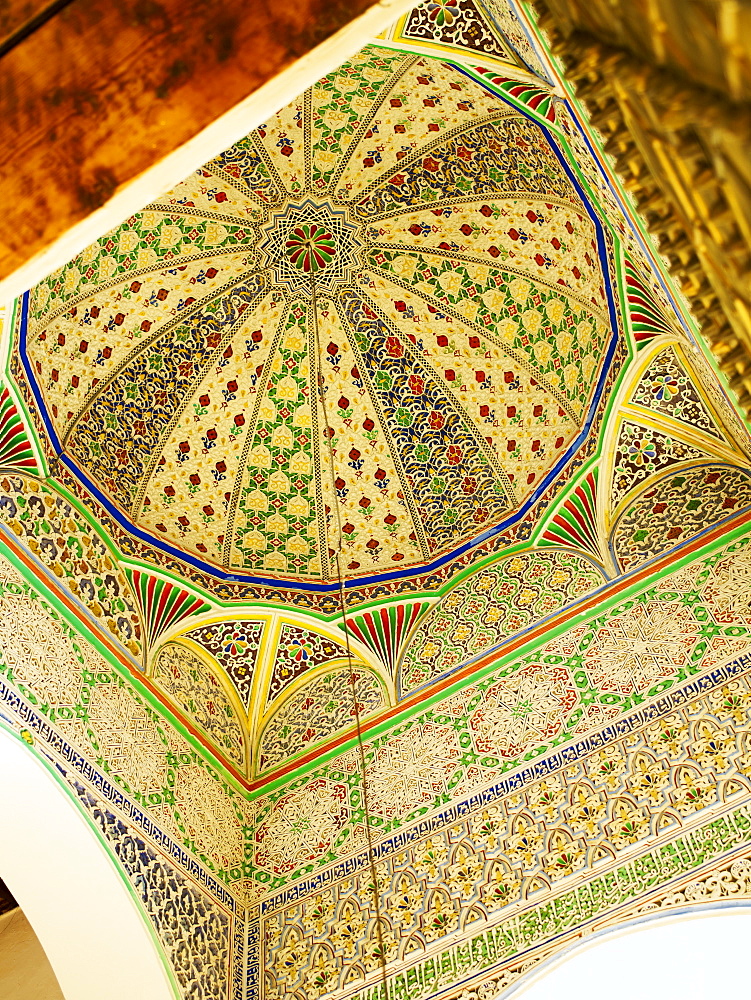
[
  {"xmin": 496, "ymin": 900, "xmax": 751, "ymax": 1000},
  {"xmin": 0, "ymin": 720, "xmax": 178, "ymax": 1000}
]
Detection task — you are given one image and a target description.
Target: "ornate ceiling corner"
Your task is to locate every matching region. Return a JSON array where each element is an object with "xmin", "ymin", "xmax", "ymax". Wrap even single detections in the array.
[
  {"xmin": 529, "ymin": 0, "xmax": 751, "ymax": 421},
  {"xmin": 3, "ymin": 7, "xmax": 751, "ymax": 1000}
]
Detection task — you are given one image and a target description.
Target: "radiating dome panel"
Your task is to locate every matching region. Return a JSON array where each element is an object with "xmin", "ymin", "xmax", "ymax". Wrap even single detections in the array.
[{"xmin": 21, "ymin": 46, "xmax": 616, "ymax": 588}]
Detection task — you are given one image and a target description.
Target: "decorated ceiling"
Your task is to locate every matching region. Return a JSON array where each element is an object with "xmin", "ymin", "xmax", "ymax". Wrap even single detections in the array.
[
  {"xmin": 3, "ymin": 2, "xmax": 751, "ymax": 1000},
  {"xmin": 19, "ymin": 49, "xmax": 615, "ymax": 589}
]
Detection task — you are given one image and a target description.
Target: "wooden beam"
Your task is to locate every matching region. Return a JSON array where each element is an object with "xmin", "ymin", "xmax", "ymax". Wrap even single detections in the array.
[
  {"xmin": 0, "ymin": 0, "xmax": 66, "ymax": 51},
  {"xmin": 0, "ymin": 0, "xmax": 392, "ymax": 282}
]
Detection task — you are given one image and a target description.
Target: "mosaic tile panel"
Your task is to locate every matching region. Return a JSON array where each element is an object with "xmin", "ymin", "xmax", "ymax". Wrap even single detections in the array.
[
  {"xmin": 611, "ymin": 464, "xmax": 751, "ymax": 571},
  {"xmin": 400, "ymin": 549, "xmax": 604, "ymax": 693}
]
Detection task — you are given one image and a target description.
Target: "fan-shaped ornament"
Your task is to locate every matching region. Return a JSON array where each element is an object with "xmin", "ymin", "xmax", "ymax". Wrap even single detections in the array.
[{"xmin": 20, "ymin": 48, "xmax": 616, "ymax": 589}]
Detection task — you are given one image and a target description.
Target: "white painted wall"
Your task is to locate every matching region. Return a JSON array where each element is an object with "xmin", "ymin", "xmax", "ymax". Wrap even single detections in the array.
[
  {"xmin": 507, "ymin": 907, "xmax": 751, "ymax": 1000},
  {"xmin": 0, "ymin": 725, "xmax": 176, "ymax": 1000}
]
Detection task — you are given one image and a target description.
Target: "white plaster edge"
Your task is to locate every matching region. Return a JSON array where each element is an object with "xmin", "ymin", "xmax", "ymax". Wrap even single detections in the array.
[
  {"xmin": 497, "ymin": 902, "xmax": 751, "ymax": 1000},
  {"xmin": 0, "ymin": 725, "xmax": 177, "ymax": 1000},
  {"xmin": 0, "ymin": 0, "xmax": 417, "ymax": 304}
]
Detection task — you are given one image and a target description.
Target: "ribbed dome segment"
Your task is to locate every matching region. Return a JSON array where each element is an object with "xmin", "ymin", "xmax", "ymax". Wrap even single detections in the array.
[{"xmin": 23, "ymin": 48, "xmax": 614, "ymax": 586}]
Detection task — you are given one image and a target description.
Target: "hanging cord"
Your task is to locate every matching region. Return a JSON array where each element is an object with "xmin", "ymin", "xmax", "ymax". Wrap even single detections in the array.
[{"xmin": 310, "ymin": 280, "xmax": 390, "ymax": 999}]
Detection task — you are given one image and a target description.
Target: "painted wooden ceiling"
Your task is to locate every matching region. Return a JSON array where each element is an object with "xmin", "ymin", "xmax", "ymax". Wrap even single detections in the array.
[
  {"xmin": 2, "ymin": 0, "xmax": 750, "ymax": 787},
  {"xmin": 18, "ymin": 47, "xmax": 614, "ymax": 591},
  {"xmin": 4, "ymin": 7, "xmax": 751, "ymax": 1000}
]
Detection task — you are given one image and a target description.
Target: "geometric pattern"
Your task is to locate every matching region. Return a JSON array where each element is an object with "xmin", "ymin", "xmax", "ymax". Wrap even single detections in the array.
[
  {"xmin": 400, "ymin": 548, "xmax": 603, "ymax": 692},
  {"xmin": 357, "ymin": 722, "xmax": 462, "ymax": 818},
  {"xmin": 181, "ymin": 619, "xmax": 265, "ymax": 709},
  {"xmin": 21, "ymin": 47, "xmax": 616, "ymax": 588},
  {"xmin": 467, "ymin": 661, "xmax": 576, "ymax": 756},
  {"xmin": 258, "ymin": 199, "xmax": 362, "ymax": 297},
  {"xmin": 581, "ymin": 601, "xmax": 698, "ymax": 695}
]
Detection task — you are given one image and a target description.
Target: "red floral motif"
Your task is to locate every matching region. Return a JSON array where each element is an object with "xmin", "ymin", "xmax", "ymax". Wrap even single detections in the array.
[
  {"xmin": 462, "ymin": 476, "xmax": 477, "ymax": 494},
  {"xmin": 385, "ymin": 336, "xmax": 404, "ymax": 358},
  {"xmin": 428, "ymin": 410, "xmax": 445, "ymax": 429},
  {"xmin": 447, "ymin": 445, "xmax": 463, "ymax": 465},
  {"xmin": 408, "ymin": 374, "xmax": 425, "ymax": 395}
]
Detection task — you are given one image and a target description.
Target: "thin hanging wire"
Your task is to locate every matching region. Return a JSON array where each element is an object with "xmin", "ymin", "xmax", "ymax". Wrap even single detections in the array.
[{"xmin": 310, "ymin": 278, "xmax": 390, "ymax": 1000}]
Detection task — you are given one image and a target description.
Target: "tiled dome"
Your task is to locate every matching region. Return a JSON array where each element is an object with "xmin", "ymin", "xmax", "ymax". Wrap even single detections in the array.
[{"xmin": 19, "ymin": 48, "xmax": 615, "ymax": 587}]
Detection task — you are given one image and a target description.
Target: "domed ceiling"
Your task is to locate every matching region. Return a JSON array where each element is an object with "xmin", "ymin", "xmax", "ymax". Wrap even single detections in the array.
[
  {"xmin": 18, "ymin": 47, "xmax": 616, "ymax": 589},
  {"xmin": 6, "ymin": 8, "xmax": 751, "ymax": 1000}
]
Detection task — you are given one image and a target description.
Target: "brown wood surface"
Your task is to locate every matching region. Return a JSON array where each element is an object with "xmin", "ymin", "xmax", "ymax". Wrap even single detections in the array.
[
  {"xmin": 0, "ymin": 0, "xmax": 58, "ymax": 48},
  {"xmin": 0, "ymin": 0, "xmax": 378, "ymax": 279}
]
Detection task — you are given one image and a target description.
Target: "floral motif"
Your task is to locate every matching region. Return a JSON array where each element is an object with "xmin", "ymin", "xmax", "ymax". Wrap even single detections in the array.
[
  {"xmin": 426, "ymin": 0, "xmax": 459, "ymax": 25},
  {"xmin": 612, "ymin": 465, "xmax": 751, "ymax": 571},
  {"xmin": 180, "ymin": 619, "xmax": 264, "ymax": 709},
  {"xmin": 21, "ymin": 48, "xmax": 614, "ymax": 589},
  {"xmin": 401, "ymin": 550, "xmax": 602, "ymax": 691},
  {"xmin": 630, "ymin": 347, "xmax": 725, "ymax": 439},
  {"xmin": 285, "ymin": 223, "xmax": 337, "ymax": 273},
  {"xmin": 468, "ymin": 663, "xmax": 576, "ymax": 758}
]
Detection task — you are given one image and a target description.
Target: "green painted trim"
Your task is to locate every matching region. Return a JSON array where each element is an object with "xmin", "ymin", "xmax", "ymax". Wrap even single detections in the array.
[{"xmin": 255, "ymin": 516, "xmax": 751, "ymax": 792}]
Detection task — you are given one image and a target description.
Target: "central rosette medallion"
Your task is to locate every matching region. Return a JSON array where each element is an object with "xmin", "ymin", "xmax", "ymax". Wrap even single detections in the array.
[{"xmin": 259, "ymin": 199, "xmax": 362, "ymax": 296}]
